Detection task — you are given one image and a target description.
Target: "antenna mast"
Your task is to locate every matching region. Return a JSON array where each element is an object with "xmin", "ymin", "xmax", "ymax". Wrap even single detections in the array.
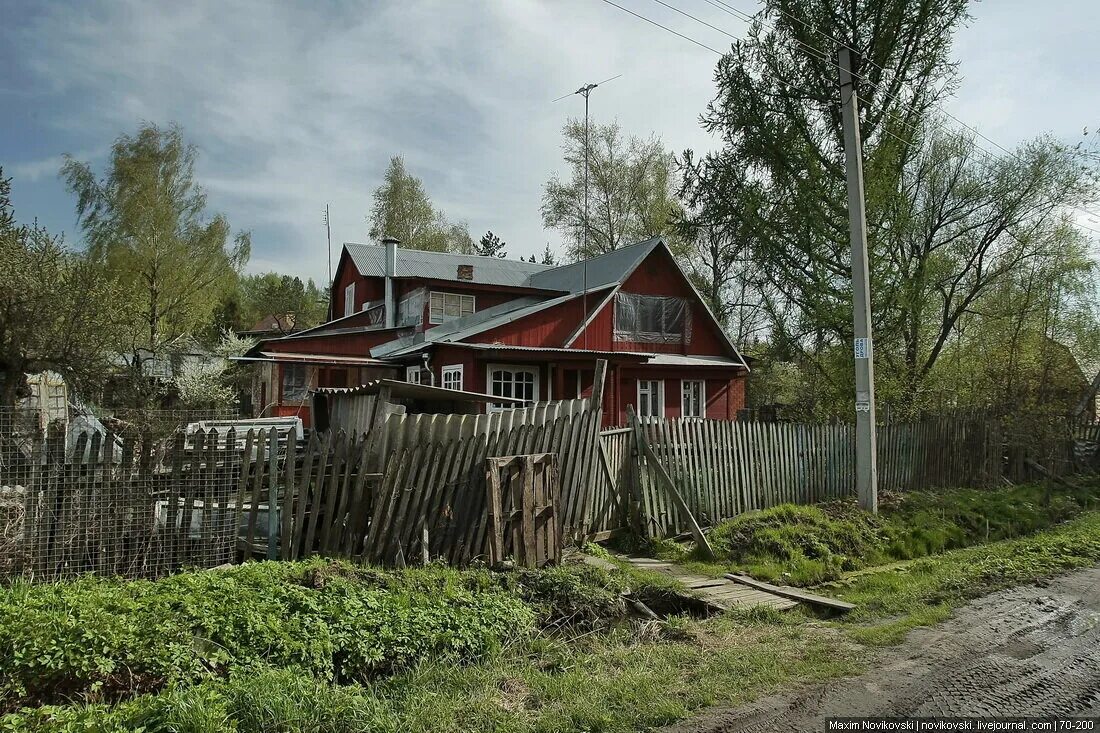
[{"xmin": 553, "ymin": 74, "xmax": 620, "ymax": 352}]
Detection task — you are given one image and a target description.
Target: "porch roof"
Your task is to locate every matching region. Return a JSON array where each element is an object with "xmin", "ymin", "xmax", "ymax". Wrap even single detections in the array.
[
  {"xmin": 232, "ymin": 352, "xmax": 395, "ymax": 368},
  {"xmin": 314, "ymin": 378, "xmax": 526, "ymax": 404}
]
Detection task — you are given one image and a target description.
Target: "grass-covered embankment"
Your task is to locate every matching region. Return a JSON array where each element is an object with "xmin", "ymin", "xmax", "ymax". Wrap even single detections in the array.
[
  {"xmin": 687, "ymin": 479, "xmax": 1100, "ymax": 586},
  {"xmin": 0, "ymin": 559, "xmax": 862, "ymax": 732},
  {"xmin": 833, "ymin": 509, "xmax": 1100, "ymax": 644}
]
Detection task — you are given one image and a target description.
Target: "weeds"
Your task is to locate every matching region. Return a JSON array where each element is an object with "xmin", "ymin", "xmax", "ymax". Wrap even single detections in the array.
[{"xmin": 694, "ymin": 480, "xmax": 1100, "ymax": 585}]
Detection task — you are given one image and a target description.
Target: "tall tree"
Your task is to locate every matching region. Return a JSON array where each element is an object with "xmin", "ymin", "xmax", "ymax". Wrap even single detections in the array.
[
  {"xmin": 686, "ymin": 0, "xmax": 1099, "ymax": 415},
  {"xmin": 542, "ymin": 119, "xmax": 680, "ymax": 260},
  {"xmin": 62, "ymin": 123, "xmax": 250, "ymax": 404},
  {"xmin": 0, "ymin": 169, "xmax": 119, "ymax": 405},
  {"xmin": 239, "ymin": 273, "xmax": 327, "ymax": 333},
  {"xmin": 476, "ymin": 230, "xmax": 507, "ymax": 258},
  {"xmin": 368, "ymin": 155, "xmax": 473, "ymax": 253}
]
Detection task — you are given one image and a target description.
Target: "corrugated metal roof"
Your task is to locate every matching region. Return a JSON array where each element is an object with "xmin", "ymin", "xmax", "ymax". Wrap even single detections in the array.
[
  {"xmin": 344, "ymin": 243, "xmax": 552, "ymax": 287},
  {"xmin": 371, "ymin": 288, "xmax": 615, "ymax": 358},
  {"xmin": 646, "ymin": 354, "xmax": 746, "ymax": 367},
  {"xmin": 525, "ymin": 237, "xmax": 662, "ymax": 292},
  {"xmin": 314, "ymin": 379, "xmax": 525, "ymax": 403}
]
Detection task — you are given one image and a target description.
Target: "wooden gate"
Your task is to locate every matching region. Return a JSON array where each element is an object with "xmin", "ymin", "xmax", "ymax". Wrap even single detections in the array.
[{"xmin": 485, "ymin": 453, "xmax": 560, "ymax": 568}]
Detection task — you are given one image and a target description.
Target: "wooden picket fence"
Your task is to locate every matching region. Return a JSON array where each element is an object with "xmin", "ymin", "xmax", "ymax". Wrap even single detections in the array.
[{"xmin": 627, "ymin": 413, "xmax": 1004, "ymax": 538}]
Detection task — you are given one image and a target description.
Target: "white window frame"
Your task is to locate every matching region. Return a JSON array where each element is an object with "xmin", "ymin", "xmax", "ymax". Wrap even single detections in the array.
[
  {"xmin": 681, "ymin": 379, "xmax": 705, "ymax": 419},
  {"xmin": 441, "ymin": 364, "xmax": 463, "ymax": 391},
  {"xmin": 637, "ymin": 379, "xmax": 665, "ymax": 418},
  {"xmin": 429, "ymin": 291, "xmax": 476, "ymax": 324},
  {"xmin": 486, "ymin": 363, "xmax": 539, "ymax": 411},
  {"xmin": 343, "ymin": 282, "xmax": 356, "ymax": 316},
  {"xmin": 406, "ymin": 366, "xmax": 422, "ymax": 384}
]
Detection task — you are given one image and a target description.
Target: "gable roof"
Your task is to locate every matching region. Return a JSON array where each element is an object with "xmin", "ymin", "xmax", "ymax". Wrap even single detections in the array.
[
  {"xmin": 344, "ymin": 243, "xmax": 552, "ymax": 288},
  {"xmin": 526, "ymin": 237, "xmax": 662, "ymax": 293}
]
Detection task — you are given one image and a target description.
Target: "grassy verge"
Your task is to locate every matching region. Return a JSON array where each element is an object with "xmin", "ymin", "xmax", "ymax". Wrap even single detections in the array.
[
  {"xmin": 833, "ymin": 509, "xmax": 1100, "ymax": 645},
  {"xmin": 657, "ymin": 479, "xmax": 1100, "ymax": 586}
]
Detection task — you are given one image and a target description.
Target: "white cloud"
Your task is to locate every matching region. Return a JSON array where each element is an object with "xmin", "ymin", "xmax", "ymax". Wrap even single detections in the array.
[{"xmin": 7, "ymin": 0, "xmax": 1098, "ymax": 282}]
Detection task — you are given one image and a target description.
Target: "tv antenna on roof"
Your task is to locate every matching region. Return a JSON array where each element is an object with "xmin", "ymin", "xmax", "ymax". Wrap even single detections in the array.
[{"xmin": 553, "ymin": 74, "xmax": 621, "ymax": 351}]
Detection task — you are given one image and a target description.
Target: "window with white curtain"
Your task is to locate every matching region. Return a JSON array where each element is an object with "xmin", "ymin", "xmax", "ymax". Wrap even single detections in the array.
[
  {"xmin": 487, "ymin": 365, "xmax": 538, "ymax": 410},
  {"xmin": 442, "ymin": 365, "xmax": 463, "ymax": 391},
  {"xmin": 429, "ymin": 292, "xmax": 475, "ymax": 324},
  {"xmin": 681, "ymin": 379, "xmax": 705, "ymax": 419},
  {"xmin": 637, "ymin": 379, "xmax": 664, "ymax": 418}
]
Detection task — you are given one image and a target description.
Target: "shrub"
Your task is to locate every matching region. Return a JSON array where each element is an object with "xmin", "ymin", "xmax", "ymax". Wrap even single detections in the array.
[
  {"xmin": 701, "ymin": 479, "xmax": 1100, "ymax": 585},
  {"xmin": 0, "ymin": 560, "xmax": 534, "ymax": 710}
]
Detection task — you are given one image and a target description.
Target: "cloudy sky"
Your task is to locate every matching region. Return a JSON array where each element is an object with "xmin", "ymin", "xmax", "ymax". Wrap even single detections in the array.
[{"xmin": 2, "ymin": 0, "xmax": 1097, "ymax": 283}]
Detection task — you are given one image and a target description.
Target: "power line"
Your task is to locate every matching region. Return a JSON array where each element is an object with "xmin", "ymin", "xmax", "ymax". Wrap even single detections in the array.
[
  {"xmin": 597, "ymin": 0, "xmax": 724, "ymax": 54},
  {"xmin": 698, "ymin": 0, "xmax": 1100, "ymax": 227},
  {"xmin": 599, "ymin": 0, "xmax": 1100, "ymax": 235}
]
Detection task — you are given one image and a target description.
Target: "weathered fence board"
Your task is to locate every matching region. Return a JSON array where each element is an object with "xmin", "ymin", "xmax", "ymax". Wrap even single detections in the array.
[{"xmin": 631, "ymin": 414, "xmax": 1003, "ymax": 538}]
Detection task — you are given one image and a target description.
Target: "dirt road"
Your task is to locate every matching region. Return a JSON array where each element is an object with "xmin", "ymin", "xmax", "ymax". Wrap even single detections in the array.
[{"xmin": 665, "ymin": 567, "xmax": 1100, "ymax": 731}]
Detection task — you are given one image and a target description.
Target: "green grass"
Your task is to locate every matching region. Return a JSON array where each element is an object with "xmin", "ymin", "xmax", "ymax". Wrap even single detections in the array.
[
  {"xmin": 831, "ymin": 509, "xmax": 1100, "ymax": 645},
  {"xmin": 678, "ymin": 479, "xmax": 1100, "ymax": 586},
  {"xmin": 0, "ymin": 560, "xmax": 862, "ymax": 733},
  {"xmin": 0, "ymin": 617, "xmax": 862, "ymax": 733},
  {"xmin": 5, "ymin": 483, "xmax": 1100, "ymax": 732}
]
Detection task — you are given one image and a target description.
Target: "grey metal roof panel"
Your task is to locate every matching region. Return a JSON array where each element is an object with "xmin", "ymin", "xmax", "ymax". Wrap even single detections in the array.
[
  {"xmin": 344, "ymin": 243, "xmax": 553, "ymax": 287},
  {"xmin": 524, "ymin": 237, "xmax": 662, "ymax": 292}
]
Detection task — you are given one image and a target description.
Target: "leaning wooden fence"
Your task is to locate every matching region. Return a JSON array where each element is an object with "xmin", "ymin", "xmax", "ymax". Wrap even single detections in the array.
[{"xmin": 629, "ymin": 413, "xmax": 1003, "ymax": 538}]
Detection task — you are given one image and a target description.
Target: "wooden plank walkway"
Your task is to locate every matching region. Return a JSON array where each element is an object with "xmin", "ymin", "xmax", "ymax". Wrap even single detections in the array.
[{"xmin": 619, "ymin": 556, "xmax": 798, "ymax": 612}]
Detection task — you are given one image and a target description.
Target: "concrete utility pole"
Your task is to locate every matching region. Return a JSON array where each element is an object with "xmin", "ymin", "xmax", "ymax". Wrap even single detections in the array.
[{"xmin": 838, "ymin": 48, "xmax": 878, "ymax": 513}]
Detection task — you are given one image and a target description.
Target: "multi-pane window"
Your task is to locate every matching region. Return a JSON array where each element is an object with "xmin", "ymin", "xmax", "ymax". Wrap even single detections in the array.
[
  {"xmin": 637, "ymin": 379, "xmax": 664, "ymax": 418},
  {"xmin": 343, "ymin": 282, "xmax": 356, "ymax": 316},
  {"xmin": 681, "ymin": 380, "xmax": 705, "ymax": 419},
  {"xmin": 442, "ymin": 365, "xmax": 463, "ymax": 391},
  {"xmin": 429, "ymin": 292, "xmax": 475, "ymax": 324},
  {"xmin": 488, "ymin": 366, "xmax": 537, "ymax": 410},
  {"xmin": 406, "ymin": 366, "xmax": 422, "ymax": 384},
  {"xmin": 282, "ymin": 364, "xmax": 308, "ymax": 403}
]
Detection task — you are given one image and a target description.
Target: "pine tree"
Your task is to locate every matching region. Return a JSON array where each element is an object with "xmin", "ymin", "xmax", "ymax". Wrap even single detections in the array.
[
  {"xmin": 476, "ymin": 230, "xmax": 506, "ymax": 258},
  {"xmin": 540, "ymin": 244, "xmax": 558, "ymax": 266}
]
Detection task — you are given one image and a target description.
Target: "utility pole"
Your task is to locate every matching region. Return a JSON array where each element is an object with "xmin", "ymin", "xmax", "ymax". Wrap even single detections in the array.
[
  {"xmin": 838, "ymin": 48, "xmax": 878, "ymax": 513},
  {"xmin": 323, "ymin": 203, "xmax": 333, "ymax": 321}
]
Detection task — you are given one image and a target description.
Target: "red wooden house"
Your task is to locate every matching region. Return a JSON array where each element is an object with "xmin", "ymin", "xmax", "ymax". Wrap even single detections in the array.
[{"xmin": 243, "ymin": 236, "xmax": 750, "ymax": 427}]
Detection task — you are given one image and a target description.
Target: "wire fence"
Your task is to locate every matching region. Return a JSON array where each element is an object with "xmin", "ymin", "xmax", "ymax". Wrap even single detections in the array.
[{"xmin": 1, "ymin": 409, "xmax": 241, "ymax": 582}]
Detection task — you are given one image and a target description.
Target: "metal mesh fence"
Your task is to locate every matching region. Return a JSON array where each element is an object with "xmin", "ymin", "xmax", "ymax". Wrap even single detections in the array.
[{"xmin": 1, "ymin": 408, "xmax": 242, "ymax": 582}]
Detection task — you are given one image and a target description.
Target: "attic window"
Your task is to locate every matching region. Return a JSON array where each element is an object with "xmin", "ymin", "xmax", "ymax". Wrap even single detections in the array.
[
  {"xmin": 614, "ymin": 292, "xmax": 691, "ymax": 344},
  {"xmin": 429, "ymin": 292, "xmax": 475, "ymax": 324},
  {"xmin": 457, "ymin": 264, "xmax": 474, "ymax": 281}
]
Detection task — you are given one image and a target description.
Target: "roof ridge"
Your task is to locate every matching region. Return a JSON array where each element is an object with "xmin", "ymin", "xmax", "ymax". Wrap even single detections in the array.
[{"xmin": 343, "ymin": 242, "xmax": 554, "ymax": 268}]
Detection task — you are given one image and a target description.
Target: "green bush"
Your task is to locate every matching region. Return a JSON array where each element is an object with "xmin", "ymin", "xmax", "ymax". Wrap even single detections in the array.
[{"xmin": 0, "ymin": 560, "xmax": 534, "ymax": 710}]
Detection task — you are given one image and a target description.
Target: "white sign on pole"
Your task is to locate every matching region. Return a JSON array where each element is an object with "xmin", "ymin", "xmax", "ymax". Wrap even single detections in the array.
[{"xmin": 854, "ymin": 337, "xmax": 871, "ymax": 360}]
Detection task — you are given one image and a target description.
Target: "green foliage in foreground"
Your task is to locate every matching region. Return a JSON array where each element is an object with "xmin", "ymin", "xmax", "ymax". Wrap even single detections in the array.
[
  {"xmin": 5, "ymin": 505, "xmax": 1100, "ymax": 732},
  {"xmin": 1, "ymin": 616, "xmax": 861, "ymax": 733},
  {"xmin": 696, "ymin": 480, "xmax": 1099, "ymax": 585},
  {"xmin": 0, "ymin": 561, "xmax": 535, "ymax": 710}
]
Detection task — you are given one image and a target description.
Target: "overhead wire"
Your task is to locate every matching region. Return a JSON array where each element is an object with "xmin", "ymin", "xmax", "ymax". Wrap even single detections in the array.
[{"xmin": 596, "ymin": 0, "xmax": 1100, "ymax": 235}]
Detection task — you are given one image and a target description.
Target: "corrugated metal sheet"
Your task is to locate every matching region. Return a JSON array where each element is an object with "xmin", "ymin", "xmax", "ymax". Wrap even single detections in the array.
[
  {"xmin": 525, "ymin": 237, "xmax": 661, "ymax": 292},
  {"xmin": 344, "ymin": 243, "xmax": 552, "ymax": 287}
]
